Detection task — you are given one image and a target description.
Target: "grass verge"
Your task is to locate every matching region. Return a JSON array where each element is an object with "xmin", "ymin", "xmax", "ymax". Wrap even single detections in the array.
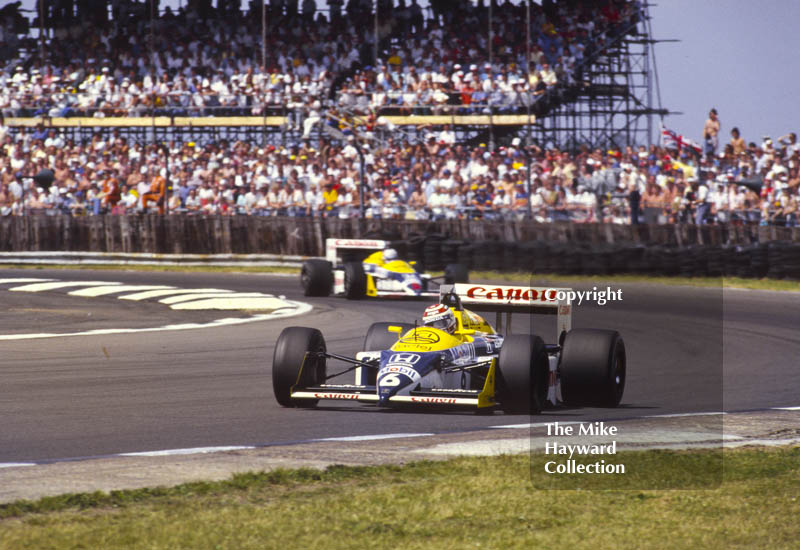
[
  {"xmin": 1, "ymin": 447, "xmax": 798, "ymax": 549},
  {"xmin": 5, "ymin": 263, "xmax": 800, "ymax": 292}
]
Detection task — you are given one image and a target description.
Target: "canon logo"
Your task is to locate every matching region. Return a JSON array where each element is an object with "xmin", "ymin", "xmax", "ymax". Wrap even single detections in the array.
[
  {"xmin": 333, "ymin": 239, "xmax": 384, "ymax": 247},
  {"xmin": 315, "ymin": 393, "xmax": 360, "ymax": 400},
  {"xmin": 410, "ymin": 397, "xmax": 457, "ymax": 404},
  {"xmin": 466, "ymin": 286, "xmax": 558, "ymax": 302}
]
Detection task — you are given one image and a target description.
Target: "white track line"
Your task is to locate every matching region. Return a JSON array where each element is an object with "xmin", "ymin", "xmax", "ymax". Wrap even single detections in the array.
[
  {"xmin": 171, "ymin": 297, "xmax": 290, "ymax": 311},
  {"xmin": 643, "ymin": 412, "xmax": 726, "ymax": 418},
  {"xmin": 69, "ymin": 285, "xmax": 175, "ymax": 297},
  {"xmin": 10, "ymin": 281, "xmax": 121, "ymax": 292},
  {"xmin": 0, "ymin": 300, "xmax": 313, "ymax": 341},
  {"xmin": 0, "ymin": 278, "xmax": 55, "ymax": 284},
  {"xmin": 490, "ymin": 421, "xmax": 583, "ymax": 429},
  {"xmin": 314, "ymin": 433, "xmax": 434, "ymax": 442},
  {"xmin": 119, "ymin": 446, "xmax": 256, "ymax": 457},
  {"xmin": 120, "ymin": 288, "xmax": 233, "ymax": 301},
  {"xmin": 159, "ymin": 292, "xmax": 271, "ymax": 305},
  {"xmin": 773, "ymin": 406, "xmax": 800, "ymax": 411}
]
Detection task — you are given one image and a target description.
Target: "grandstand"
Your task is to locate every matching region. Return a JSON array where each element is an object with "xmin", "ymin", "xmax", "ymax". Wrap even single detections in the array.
[
  {"xmin": 1, "ymin": 0, "xmax": 665, "ymax": 150},
  {"xmin": 1, "ymin": 1, "xmax": 797, "ymax": 231}
]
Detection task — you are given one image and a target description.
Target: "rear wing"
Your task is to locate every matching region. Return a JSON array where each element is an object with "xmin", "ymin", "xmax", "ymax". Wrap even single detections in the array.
[
  {"xmin": 325, "ymin": 238, "xmax": 389, "ymax": 263},
  {"xmin": 440, "ymin": 283, "xmax": 572, "ymax": 342}
]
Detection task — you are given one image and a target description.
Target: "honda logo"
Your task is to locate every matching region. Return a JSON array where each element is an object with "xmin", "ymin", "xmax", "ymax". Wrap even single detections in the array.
[{"xmin": 388, "ymin": 353, "xmax": 421, "ymax": 364}]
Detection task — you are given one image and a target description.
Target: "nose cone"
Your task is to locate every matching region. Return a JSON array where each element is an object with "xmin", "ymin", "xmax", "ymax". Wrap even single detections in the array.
[
  {"xmin": 377, "ymin": 372, "xmax": 413, "ymax": 405},
  {"xmin": 403, "ymin": 274, "xmax": 423, "ymax": 295}
]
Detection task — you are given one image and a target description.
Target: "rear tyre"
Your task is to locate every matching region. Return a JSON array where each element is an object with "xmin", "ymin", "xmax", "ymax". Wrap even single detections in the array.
[
  {"xmin": 344, "ymin": 261, "xmax": 367, "ymax": 299},
  {"xmin": 444, "ymin": 263, "xmax": 469, "ymax": 284},
  {"xmin": 496, "ymin": 334, "xmax": 549, "ymax": 414},
  {"xmin": 300, "ymin": 260, "xmax": 333, "ymax": 296},
  {"xmin": 272, "ymin": 327, "xmax": 327, "ymax": 407},
  {"xmin": 559, "ymin": 329, "xmax": 626, "ymax": 407},
  {"xmin": 360, "ymin": 322, "xmax": 416, "ymax": 385}
]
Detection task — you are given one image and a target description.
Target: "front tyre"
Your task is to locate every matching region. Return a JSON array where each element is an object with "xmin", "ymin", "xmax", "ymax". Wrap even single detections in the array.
[
  {"xmin": 272, "ymin": 327, "xmax": 327, "ymax": 407},
  {"xmin": 559, "ymin": 329, "xmax": 626, "ymax": 407},
  {"xmin": 496, "ymin": 334, "xmax": 549, "ymax": 414}
]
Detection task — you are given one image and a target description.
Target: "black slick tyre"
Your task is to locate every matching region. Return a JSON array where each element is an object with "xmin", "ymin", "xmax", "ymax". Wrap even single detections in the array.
[
  {"xmin": 497, "ymin": 334, "xmax": 549, "ymax": 414},
  {"xmin": 300, "ymin": 260, "xmax": 333, "ymax": 296},
  {"xmin": 559, "ymin": 329, "xmax": 626, "ymax": 407},
  {"xmin": 272, "ymin": 327, "xmax": 327, "ymax": 407},
  {"xmin": 363, "ymin": 322, "xmax": 415, "ymax": 352},
  {"xmin": 344, "ymin": 261, "xmax": 367, "ymax": 299},
  {"xmin": 444, "ymin": 263, "xmax": 469, "ymax": 284}
]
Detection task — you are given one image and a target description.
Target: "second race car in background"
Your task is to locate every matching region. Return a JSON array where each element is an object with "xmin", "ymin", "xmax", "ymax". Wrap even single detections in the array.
[{"xmin": 300, "ymin": 238, "xmax": 469, "ymax": 299}]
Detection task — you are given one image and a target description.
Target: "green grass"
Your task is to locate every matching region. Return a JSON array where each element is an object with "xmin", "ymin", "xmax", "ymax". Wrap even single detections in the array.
[
  {"xmin": 1, "ymin": 447, "xmax": 798, "ymax": 549},
  {"xmin": 6, "ymin": 263, "xmax": 800, "ymax": 291}
]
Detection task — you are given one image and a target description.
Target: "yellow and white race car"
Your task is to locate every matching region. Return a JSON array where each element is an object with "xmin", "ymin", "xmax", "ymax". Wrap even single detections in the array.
[
  {"xmin": 300, "ymin": 238, "xmax": 468, "ymax": 299},
  {"xmin": 273, "ymin": 283, "xmax": 627, "ymax": 413}
]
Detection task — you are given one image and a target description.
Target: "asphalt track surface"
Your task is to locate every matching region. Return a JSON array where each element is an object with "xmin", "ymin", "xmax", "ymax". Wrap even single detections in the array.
[{"xmin": 1, "ymin": 268, "xmax": 798, "ymax": 464}]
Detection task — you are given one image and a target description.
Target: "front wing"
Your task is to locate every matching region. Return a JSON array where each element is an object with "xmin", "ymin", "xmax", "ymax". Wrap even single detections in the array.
[{"xmin": 291, "ymin": 359, "xmax": 499, "ymax": 408}]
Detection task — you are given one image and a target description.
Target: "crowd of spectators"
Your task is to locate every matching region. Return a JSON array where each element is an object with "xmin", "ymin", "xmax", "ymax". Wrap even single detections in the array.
[
  {"xmin": 0, "ymin": 0, "xmax": 642, "ymax": 122},
  {"xmin": 1, "ymin": 2, "xmax": 795, "ymax": 227},
  {"xmin": 1, "ymin": 117, "xmax": 797, "ymax": 227}
]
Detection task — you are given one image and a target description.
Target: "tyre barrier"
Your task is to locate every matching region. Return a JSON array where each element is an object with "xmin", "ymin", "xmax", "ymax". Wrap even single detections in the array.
[{"xmin": 384, "ymin": 236, "xmax": 800, "ymax": 281}]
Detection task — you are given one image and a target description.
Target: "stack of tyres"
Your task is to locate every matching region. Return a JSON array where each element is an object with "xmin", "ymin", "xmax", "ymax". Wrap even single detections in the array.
[
  {"xmin": 706, "ymin": 247, "xmax": 724, "ymax": 277},
  {"xmin": 423, "ymin": 235, "xmax": 446, "ymax": 271},
  {"xmin": 472, "ymin": 240, "xmax": 498, "ymax": 272},
  {"xmin": 766, "ymin": 242, "xmax": 787, "ymax": 280},
  {"xmin": 734, "ymin": 246, "xmax": 755, "ymax": 279},
  {"xmin": 525, "ymin": 241, "xmax": 549, "ymax": 274},
  {"xmin": 678, "ymin": 246, "xmax": 696, "ymax": 278},
  {"xmin": 456, "ymin": 242, "xmax": 476, "ymax": 271},
  {"xmin": 502, "ymin": 241, "xmax": 520, "ymax": 272},
  {"xmin": 784, "ymin": 244, "xmax": 800, "ymax": 280},
  {"xmin": 718, "ymin": 246, "xmax": 738, "ymax": 277},
  {"xmin": 692, "ymin": 246, "xmax": 709, "ymax": 277},
  {"xmin": 404, "ymin": 234, "xmax": 427, "ymax": 271},
  {"xmin": 749, "ymin": 245, "xmax": 769, "ymax": 278},
  {"xmin": 583, "ymin": 246, "xmax": 609, "ymax": 276},
  {"xmin": 440, "ymin": 240, "xmax": 462, "ymax": 267}
]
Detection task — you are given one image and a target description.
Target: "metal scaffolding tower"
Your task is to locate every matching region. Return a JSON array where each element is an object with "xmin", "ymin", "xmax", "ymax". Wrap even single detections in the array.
[{"xmin": 529, "ymin": 3, "xmax": 671, "ymax": 152}]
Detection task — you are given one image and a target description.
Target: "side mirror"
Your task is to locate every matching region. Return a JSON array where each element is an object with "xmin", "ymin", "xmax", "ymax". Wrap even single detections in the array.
[
  {"xmin": 388, "ymin": 325, "xmax": 405, "ymax": 335},
  {"xmin": 409, "ymin": 260, "xmax": 417, "ymax": 266}
]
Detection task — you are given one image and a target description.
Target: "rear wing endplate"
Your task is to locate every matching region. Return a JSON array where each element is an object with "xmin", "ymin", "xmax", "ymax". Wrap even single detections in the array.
[
  {"xmin": 325, "ymin": 238, "xmax": 389, "ymax": 263},
  {"xmin": 440, "ymin": 283, "xmax": 572, "ymax": 342}
]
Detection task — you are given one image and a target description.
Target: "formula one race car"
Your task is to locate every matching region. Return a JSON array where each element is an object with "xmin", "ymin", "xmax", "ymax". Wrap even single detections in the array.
[
  {"xmin": 272, "ymin": 283, "xmax": 626, "ymax": 413},
  {"xmin": 299, "ymin": 238, "xmax": 468, "ymax": 299}
]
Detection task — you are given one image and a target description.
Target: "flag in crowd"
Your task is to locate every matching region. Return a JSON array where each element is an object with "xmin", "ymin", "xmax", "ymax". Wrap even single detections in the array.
[{"xmin": 660, "ymin": 122, "xmax": 703, "ymax": 156}]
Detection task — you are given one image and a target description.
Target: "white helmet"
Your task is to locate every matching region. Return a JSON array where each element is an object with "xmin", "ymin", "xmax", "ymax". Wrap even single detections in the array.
[
  {"xmin": 383, "ymin": 248, "xmax": 398, "ymax": 261},
  {"xmin": 422, "ymin": 303, "xmax": 457, "ymax": 333}
]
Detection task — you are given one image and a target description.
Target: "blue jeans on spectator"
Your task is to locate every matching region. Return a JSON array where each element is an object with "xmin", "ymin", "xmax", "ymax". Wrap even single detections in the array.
[{"xmin": 695, "ymin": 203, "xmax": 711, "ymax": 225}]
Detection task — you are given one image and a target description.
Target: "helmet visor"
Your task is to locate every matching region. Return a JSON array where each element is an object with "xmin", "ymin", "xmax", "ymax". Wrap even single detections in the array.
[{"xmin": 425, "ymin": 316, "xmax": 453, "ymax": 331}]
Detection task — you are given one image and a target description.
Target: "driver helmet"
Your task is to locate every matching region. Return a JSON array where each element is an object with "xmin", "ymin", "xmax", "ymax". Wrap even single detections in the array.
[
  {"xmin": 382, "ymin": 248, "xmax": 398, "ymax": 262},
  {"xmin": 422, "ymin": 303, "xmax": 457, "ymax": 334}
]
